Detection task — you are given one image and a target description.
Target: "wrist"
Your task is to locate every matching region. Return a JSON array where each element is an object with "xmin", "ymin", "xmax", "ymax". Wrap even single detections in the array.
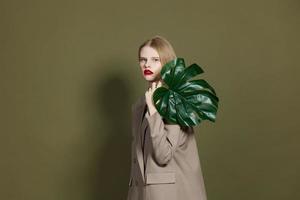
[{"xmin": 148, "ymin": 106, "xmax": 157, "ymax": 116}]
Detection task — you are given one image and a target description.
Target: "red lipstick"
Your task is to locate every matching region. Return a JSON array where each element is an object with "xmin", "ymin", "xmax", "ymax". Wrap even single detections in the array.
[{"xmin": 144, "ymin": 69, "xmax": 153, "ymax": 75}]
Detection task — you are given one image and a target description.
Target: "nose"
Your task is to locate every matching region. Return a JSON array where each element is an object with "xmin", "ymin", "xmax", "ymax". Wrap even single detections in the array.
[{"xmin": 144, "ymin": 60, "xmax": 151, "ymax": 68}]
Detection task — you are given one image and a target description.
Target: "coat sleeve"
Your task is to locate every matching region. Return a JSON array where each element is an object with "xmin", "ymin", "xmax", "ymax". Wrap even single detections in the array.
[{"xmin": 145, "ymin": 111, "xmax": 185, "ymax": 166}]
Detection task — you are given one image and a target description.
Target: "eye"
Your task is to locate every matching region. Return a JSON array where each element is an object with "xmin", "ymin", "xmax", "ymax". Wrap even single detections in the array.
[
  {"xmin": 153, "ymin": 58, "xmax": 160, "ymax": 62},
  {"xmin": 139, "ymin": 58, "xmax": 146, "ymax": 62}
]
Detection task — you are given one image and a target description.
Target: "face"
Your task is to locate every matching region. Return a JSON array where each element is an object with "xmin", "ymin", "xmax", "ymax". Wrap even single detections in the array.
[{"xmin": 139, "ymin": 46, "xmax": 162, "ymax": 82}]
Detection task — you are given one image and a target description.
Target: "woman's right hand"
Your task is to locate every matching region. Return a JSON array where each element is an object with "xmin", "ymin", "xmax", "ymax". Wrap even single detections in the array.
[{"xmin": 145, "ymin": 81, "xmax": 162, "ymax": 116}]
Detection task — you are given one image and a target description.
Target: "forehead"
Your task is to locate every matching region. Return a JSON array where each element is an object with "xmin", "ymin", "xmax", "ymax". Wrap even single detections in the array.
[{"xmin": 140, "ymin": 46, "xmax": 160, "ymax": 58}]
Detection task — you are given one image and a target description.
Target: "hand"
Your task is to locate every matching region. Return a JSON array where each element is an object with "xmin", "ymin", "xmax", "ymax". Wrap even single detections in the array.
[{"xmin": 145, "ymin": 80, "xmax": 162, "ymax": 116}]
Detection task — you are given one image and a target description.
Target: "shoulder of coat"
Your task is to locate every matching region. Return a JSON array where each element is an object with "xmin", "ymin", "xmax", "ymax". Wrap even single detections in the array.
[{"xmin": 132, "ymin": 95, "xmax": 144, "ymax": 111}]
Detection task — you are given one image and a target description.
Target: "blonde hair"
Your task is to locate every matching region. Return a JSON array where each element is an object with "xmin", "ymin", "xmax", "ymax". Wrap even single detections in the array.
[{"xmin": 138, "ymin": 35, "xmax": 177, "ymax": 66}]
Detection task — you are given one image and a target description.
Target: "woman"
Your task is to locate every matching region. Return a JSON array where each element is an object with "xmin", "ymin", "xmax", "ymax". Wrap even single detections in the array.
[{"xmin": 127, "ymin": 35, "xmax": 208, "ymax": 200}]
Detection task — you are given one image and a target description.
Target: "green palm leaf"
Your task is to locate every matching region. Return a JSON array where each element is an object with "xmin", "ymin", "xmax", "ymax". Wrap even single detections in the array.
[{"xmin": 153, "ymin": 57, "xmax": 219, "ymax": 127}]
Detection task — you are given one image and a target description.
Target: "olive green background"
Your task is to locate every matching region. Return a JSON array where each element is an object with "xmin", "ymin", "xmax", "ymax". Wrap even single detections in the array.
[{"xmin": 1, "ymin": 0, "xmax": 299, "ymax": 199}]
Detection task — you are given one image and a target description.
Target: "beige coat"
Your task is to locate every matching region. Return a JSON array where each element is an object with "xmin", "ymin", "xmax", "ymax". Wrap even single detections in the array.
[{"xmin": 127, "ymin": 95, "xmax": 208, "ymax": 200}]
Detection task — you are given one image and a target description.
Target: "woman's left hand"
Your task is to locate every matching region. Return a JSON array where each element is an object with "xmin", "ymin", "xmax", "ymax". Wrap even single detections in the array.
[{"xmin": 145, "ymin": 80, "xmax": 162, "ymax": 116}]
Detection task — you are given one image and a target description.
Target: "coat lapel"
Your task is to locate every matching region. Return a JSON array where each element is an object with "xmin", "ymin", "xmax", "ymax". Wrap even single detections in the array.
[{"xmin": 135, "ymin": 95, "xmax": 147, "ymax": 182}]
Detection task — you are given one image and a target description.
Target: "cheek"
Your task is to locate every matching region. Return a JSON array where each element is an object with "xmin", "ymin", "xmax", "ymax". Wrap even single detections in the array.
[
  {"xmin": 139, "ymin": 64, "xmax": 144, "ymax": 71},
  {"xmin": 154, "ymin": 63, "xmax": 162, "ymax": 72},
  {"xmin": 155, "ymin": 66, "xmax": 163, "ymax": 75}
]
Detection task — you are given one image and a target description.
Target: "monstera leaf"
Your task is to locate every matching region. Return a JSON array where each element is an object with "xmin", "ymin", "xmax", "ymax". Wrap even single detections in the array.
[{"xmin": 153, "ymin": 57, "xmax": 219, "ymax": 127}]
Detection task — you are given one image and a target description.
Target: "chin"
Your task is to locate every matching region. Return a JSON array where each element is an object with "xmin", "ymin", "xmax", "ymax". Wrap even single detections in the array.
[{"xmin": 144, "ymin": 75, "xmax": 156, "ymax": 82}]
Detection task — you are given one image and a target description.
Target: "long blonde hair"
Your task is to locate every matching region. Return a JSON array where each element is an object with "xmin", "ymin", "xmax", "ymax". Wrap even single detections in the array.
[{"xmin": 138, "ymin": 35, "xmax": 177, "ymax": 67}]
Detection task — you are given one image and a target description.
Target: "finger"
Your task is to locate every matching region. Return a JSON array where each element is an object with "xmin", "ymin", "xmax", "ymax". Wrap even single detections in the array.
[
  {"xmin": 158, "ymin": 81, "xmax": 162, "ymax": 87},
  {"xmin": 152, "ymin": 81, "xmax": 156, "ymax": 90},
  {"xmin": 156, "ymin": 81, "xmax": 159, "ymax": 88}
]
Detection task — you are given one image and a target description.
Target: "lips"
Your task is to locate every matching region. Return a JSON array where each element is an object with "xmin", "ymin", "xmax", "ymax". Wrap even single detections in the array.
[{"xmin": 144, "ymin": 69, "xmax": 153, "ymax": 75}]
